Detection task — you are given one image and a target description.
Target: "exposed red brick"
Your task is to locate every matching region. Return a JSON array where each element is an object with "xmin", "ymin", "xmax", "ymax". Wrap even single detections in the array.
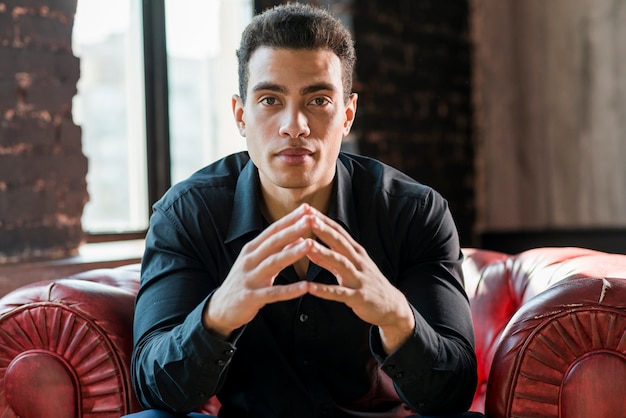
[{"xmin": 0, "ymin": 0, "xmax": 86, "ymax": 263}]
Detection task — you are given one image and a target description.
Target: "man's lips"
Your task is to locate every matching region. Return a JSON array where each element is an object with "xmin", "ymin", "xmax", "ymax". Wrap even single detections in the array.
[{"xmin": 276, "ymin": 147, "xmax": 314, "ymax": 164}]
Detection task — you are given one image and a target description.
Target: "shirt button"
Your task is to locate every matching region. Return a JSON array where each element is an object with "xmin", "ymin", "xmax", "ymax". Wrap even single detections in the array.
[
  {"xmin": 224, "ymin": 349, "xmax": 235, "ymax": 356},
  {"xmin": 303, "ymin": 360, "xmax": 312, "ymax": 366},
  {"xmin": 216, "ymin": 359, "xmax": 226, "ymax": 366},
  {"xmin": 299, "ymin": 313, "xmax": 309, "ymax": 323}
]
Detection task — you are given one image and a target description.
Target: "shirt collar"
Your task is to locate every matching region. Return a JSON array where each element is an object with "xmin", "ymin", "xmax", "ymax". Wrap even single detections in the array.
[
  {"xmin": 328, "ymin": 156, "xmax": 360, "ymax": 242},
  {"xmin": 225, "ymin": 154, "xmax": 360, "ymax": 244},
  {"xmin": 225, "ymin": 159, "xmax": 265, "ymax": 244}
]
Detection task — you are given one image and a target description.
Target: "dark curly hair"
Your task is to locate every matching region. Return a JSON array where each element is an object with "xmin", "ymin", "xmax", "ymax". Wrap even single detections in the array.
[{"xmin": 236, "ymin": 2, "xmax": 356, "ymax": 103}]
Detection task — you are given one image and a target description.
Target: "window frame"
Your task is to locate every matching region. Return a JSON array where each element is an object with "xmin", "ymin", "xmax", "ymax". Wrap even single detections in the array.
[
  {"xmin": 85, "ymin": 0, "xmax": 259, "ymax": 243},
  {"xmin": 86, "ymin": 0, "xmax": 171, "ymax": 243}
]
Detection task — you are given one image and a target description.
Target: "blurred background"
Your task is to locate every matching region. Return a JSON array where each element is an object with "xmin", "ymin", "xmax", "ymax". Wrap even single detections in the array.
[{"xmin": 1, "ymin": 0, "xmax": 625, "ymax": 263}]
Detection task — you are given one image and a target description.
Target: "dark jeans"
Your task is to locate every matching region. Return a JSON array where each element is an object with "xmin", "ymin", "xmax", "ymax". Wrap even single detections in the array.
[
  {"xmin": 123, "ymin": 412, "xmax": 209, "ymax": 418},
  {"xmin": 123, "ymin": 411, "xmax": 485, "ymax": 418}
]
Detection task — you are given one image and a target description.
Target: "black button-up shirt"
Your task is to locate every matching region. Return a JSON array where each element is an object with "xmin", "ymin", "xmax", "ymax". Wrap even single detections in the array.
[{"xmin": 132, "ymin": 152, "xmax": 477, "ymax": 417}]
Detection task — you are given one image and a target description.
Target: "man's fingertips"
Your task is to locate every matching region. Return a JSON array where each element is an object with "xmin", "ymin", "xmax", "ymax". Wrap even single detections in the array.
[{"xmin": 295, "ymin": 239, "xmax": 309, "ymax": 251}]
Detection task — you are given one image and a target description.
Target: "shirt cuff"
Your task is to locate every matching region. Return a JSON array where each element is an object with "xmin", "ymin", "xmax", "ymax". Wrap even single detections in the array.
[
  {"xmin": 369, "ymin": 304, "xmax": 439, "ymax": 383},
  {"xmin": 182, "ymin": 295, "xmax": 245, "ymax": 375}
]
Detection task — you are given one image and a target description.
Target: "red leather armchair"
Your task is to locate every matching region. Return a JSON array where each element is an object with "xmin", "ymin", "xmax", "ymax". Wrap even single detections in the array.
[
  {"xmin": 0, "ymin": 247, "xmax": 624, "ymax": 417},
  {"xmin": 463, "ymin": 247, "xmax": 626, "ymax": 416}
]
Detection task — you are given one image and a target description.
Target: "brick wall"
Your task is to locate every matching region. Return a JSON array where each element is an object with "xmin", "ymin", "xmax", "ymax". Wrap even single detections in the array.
[
  {"xmin": 352, "ymin": 0, "xmax": 474, "ymax": 245},
  {"xmin": 0, "ymin": 0, "xmax": 87, "ymax": 262}
]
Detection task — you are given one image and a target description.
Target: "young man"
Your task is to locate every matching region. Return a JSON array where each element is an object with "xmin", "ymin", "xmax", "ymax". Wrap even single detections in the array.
[{"xmin": 127, "ymin": 3, "xmax": 479, "ymax": 417}]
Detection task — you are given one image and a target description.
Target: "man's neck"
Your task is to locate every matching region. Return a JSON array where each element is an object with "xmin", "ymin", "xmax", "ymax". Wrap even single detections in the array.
[{"xmin": 260, "ymin": 183, "xmax": 333, "ymax": 224}]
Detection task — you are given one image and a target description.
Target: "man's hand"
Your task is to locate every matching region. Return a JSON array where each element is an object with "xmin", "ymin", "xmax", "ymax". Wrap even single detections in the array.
[
  {"xmin": 204, "ymin": 204, "xmax": 415, "ymax": 355},
  {"xmin": 305, "ymin": 207, "xmax": 416, "ymax": 355},
  {"xmin": 203, "ymin": 204, "xmax": 316, "ymax": 339}
]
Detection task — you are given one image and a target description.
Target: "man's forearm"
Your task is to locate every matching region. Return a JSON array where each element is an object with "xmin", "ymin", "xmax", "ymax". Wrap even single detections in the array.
[
  {"xmin": 132, "ymin": 304, "xmax": 234, "ymax": 412},
  {"xmin": 374, "ymin": 306, "xmax": 477, "ymax": 415}
]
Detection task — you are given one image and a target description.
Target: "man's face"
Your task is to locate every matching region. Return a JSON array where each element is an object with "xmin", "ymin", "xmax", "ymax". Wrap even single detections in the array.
[{"xmin": 233, "ymin": 47, "xmax": 357, "ymax": 199}]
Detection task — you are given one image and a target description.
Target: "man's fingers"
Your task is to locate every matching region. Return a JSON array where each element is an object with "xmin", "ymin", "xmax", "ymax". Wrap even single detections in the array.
[
  {"xmin": 256, "ymin": 281, "xmax": 309, "ymax": 304},
  {"xmin": 307, "ymin": 282, "xmax": 356, "ymax": 303},
  {"xmin": 305, "ymin": 240, "xmax": 359, "ymax": 287},
  {"xmin": 243, "ymin": 211, "xmax": 316, "ymax": 271},
  {"xmin": 309, "ymin": 211, "xmax": 362, "ymax": 263},
  {"xmin": 249, "ymin": 239, "xmax": 313, "ymax": 286},
  {"xmin": 246, "ymin": 203, "xmax": 313, "ymax": 252}
]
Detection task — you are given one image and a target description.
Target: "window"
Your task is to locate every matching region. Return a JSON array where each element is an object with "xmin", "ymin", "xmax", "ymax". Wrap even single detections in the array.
[
  {"xmin": 166, "ymin": 0, "xmax": 251, "ymax": 184},
  {"xmin": 73, "ymin": 0, "xmax": 252, "ymax": 235},
  {"xmin": 73, "ymin": 1, "xmax": 147, "ymax": 233}
]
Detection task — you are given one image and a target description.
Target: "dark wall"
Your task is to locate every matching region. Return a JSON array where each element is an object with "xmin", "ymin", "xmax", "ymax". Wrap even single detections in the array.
[
  {"xmin": 255, "ymin": 0, "xmax": 476, "ymax": 246},
  {"xmin": 351, "ymin": 0, "xmax": 474, "ymax": 246}
]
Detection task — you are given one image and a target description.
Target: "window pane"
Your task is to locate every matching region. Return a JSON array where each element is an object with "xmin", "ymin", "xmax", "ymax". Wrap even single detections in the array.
[
  {"xmin": 165, "ymin": 0, "xmax": 252, "ymax": 184},
  {"xmin": 73, "ymin": 0, "xmax": 148, "ymax": 233}
]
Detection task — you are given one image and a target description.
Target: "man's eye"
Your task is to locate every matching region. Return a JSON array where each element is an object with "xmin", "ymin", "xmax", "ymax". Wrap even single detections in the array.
[
  {"xmin": 261, "ymin": 97, "xmax": 278, "ymax": 105},
  {"xmin": 311, "ymin": 97, "xmax": 329, "ymax": 106}
]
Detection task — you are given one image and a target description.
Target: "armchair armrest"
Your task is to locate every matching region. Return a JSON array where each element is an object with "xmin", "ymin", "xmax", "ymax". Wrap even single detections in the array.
[
  {"xmin": 0, "ymin": 267, "xmax": 141, "ymax": 418},
  {"xmin": 486, "ymin": 275, "xmax": 626, "ymax": 417}
]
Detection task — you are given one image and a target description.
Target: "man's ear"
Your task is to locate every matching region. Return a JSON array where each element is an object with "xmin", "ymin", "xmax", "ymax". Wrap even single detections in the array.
[
  {"xmin": 343, "ymin": 93, "xmax": 358, "ymax": 136},
  {"xmin": 232, "ymin": 94, "xmax": 246, "ymax": 137}
]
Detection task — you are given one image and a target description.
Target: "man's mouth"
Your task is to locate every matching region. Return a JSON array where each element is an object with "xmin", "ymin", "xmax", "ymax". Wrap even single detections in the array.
[{"xmin": 276, "ymin": 147, "xmax": 314, "ymax": 165}]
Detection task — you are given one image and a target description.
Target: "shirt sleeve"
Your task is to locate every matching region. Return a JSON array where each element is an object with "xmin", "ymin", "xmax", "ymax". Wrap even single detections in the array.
[
  {"xmin": 369, "ymin": 188, "xmax": 477, "ymax": 416},
  {"xmin": 131, "ymin": 204, "xmax": 239, "ymax": 413}
]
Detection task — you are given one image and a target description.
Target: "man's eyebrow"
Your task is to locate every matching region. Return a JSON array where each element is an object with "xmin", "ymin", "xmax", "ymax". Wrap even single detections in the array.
[
  {"xmin": 300, "ymin": 83, "xmax": 336, "ymax": 95},
  {"xmin": 251, "ymin": 82, "xmax": 336, "ymax": 96},
  {"xmin": 251, "ymin": 82, "xmax": 287, "ymax": 94}
]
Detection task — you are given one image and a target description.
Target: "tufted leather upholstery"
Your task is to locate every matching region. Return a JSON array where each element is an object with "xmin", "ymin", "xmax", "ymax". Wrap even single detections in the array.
[
  {"xmin": 0, "ymin": 265, "xmax": 143, "ymax": 417},
  {"xmin": 0, "ymin": 247, "xmax": 624, "ymax": 417},
  {"xmin": 463, "ymin": 247, "xmax": 626, "ymax": 416}
]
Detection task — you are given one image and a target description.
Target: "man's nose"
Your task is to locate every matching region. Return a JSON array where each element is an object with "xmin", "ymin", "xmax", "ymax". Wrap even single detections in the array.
[{"xmin": 278, "ymin": 107, "xmax": 310, "ymax": 138}]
